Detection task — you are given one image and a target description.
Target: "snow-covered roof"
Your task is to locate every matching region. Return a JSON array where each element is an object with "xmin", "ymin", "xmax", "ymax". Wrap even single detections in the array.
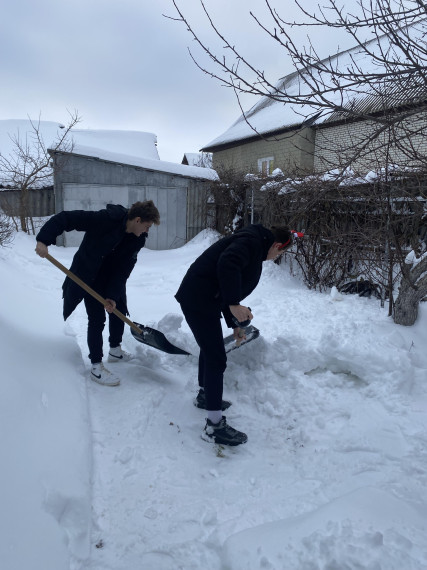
[
  {"xmin": 202, "ymin": 21, "xmax": 427, "ymax": 151},
  {"xmin": 0, "ymin": 119, "xmax": 159, "ymax": 162},
  {"xmin": 0, "ymin": 119, "xmax": 217, "ymax": 184},
  {"xmin": 72, "ymin": 128, "xmax": 160, "ymax": 161},
  {"xmin": 65, "ymin": 144, "xmax": 218, "ymax": 180}
]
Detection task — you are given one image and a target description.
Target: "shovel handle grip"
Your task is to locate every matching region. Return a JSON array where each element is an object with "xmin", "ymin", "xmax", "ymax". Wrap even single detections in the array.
[{"xmin": 45, "ymin": 253, "xmax": 142, "ymax": 335}]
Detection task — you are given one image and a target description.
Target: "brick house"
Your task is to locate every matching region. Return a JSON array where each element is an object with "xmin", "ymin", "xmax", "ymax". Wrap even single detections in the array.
[{"xmin": 201, "ymin": 26, "xmax": 427, "ymax": 178}]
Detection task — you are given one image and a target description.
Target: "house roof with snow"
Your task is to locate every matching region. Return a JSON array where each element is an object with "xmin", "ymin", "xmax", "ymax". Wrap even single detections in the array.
[{"xmin": 201, "ymin": 20, "xmax": 427, "ymax": 153}]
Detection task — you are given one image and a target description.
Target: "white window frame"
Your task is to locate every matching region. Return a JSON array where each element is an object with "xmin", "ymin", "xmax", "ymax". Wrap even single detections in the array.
[{"xmin": 258, "ymin": 156, "xmax": 274, "ymax": 176}]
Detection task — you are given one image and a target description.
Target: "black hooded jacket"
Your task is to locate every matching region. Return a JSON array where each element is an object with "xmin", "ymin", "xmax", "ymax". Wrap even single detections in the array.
[
  {"xmin": 36, "ymin": 204, "xmax": 147, "ymax": 320},
  {"xmin": 175, "ymin": 224, "xmax": 274, "ymax": 327}
]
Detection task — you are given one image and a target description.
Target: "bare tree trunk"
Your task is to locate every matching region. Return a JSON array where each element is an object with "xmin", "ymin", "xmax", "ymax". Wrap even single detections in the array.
[
  {"xmin": 19, "ymin": 190, "xmax": 28, "ymax": 233},
  {"xmin": 388, "ymin": 260, "xmax": 394, "ymax": 317},
  {"xmin": 394, "ymin": 257, "xmax": 427, "ymax": 325}
]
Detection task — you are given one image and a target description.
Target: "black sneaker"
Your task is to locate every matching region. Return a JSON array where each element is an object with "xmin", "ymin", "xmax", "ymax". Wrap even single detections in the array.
[
  {"xmin": 194, "ymin": 389, "xmax": 231, "ymax": 411},
  {"xmin": 202, "ymin": 416, "xmax": 248, "ymax": 446}
]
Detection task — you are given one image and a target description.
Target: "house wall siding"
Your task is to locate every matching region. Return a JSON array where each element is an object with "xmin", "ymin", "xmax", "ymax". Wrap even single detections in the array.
[
  {"xmin": 314, "ymin": 110, "xmax": 427, "ymax": 173},
  {"xmin": 212, "ymin": 127, "xmax": 315, "ymax": 175},
  {"xmin": 211, "ymin": 108, "xmax": 427, "ymax": 177}
]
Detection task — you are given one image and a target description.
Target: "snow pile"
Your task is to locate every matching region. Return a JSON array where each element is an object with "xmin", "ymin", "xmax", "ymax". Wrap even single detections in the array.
[
  {"xmin": 223, "ymin": 487, "xmax": 427, "ymax": 570},
  {"xmin": 1, "ymin": 232, "xmax": 91, "ymax": 570},
  {"xmin": 1, "ymin": 229, "xmax": 427, "ymax": 570}
]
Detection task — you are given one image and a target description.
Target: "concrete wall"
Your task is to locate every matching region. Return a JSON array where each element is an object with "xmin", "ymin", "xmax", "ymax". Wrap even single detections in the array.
[
  {"xmin": 212, "ymin": 127, "xmax": 315, "ymax": 175},
  {"xmin": 52, "ymin": 153, "xmax": 210, "ymax": 250}
]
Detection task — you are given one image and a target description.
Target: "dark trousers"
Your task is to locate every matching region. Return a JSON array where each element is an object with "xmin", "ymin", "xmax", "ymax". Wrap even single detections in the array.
[
  {"xmin": 84, "ymin": 294, "xmax": 126, "ymax": 364},
  {"xmin": 180, "ymin": 304, "xmax": 227, "ymax": 411}
]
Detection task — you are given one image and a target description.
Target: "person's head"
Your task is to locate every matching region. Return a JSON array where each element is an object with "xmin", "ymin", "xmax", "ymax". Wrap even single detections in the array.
[
  {"xmin": 126, "ymin": 200, "xmax": 160, "ymax": 236},
  {"xmin": 266, "ymin": 225, "xmax": 293, "ymax": 260}
]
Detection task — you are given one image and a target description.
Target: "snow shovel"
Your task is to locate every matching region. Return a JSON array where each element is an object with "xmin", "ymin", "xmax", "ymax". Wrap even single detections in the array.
[
  {"xmin": 45, "ymin": 253, "xmax": 191, "ymax": 356},
  {"xmin": 223, "ymin": 325, "xmax": 260, "ymax": 353},
  {"xmin": 224, "ymin": 307, "xmax": 260, "ymax": 352}
]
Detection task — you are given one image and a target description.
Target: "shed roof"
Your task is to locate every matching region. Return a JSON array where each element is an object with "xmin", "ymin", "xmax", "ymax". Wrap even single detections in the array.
[
  {"xmin": 61, "ymin": 144, "xmax": 218, "ymax": 181},
  {"xmin": 0, "ymin": 120, "xmax": 217, "ymax": 185},
  {"xmin": 0, "ymin": 120, "xmax": 160, "ymax": 162}
]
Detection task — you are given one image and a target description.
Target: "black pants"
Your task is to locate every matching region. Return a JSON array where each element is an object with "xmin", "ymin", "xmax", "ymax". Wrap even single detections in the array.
[
  {"xmin": 84, "ymin": 294, "xmax": 126, "ymax": 364},
  {"xmin": 180, "ymin": 304, "xmax": 227, "ymax": 411}
]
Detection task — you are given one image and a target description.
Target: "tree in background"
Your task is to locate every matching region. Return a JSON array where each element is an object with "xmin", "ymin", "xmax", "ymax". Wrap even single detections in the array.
[
  {"xmin": 207, "ymin": 165, "xmax": 250, "ymax": 234},
  {"xmin": 171, "ymin": 0, "xmax": 427, "ymax": 324},
  {"xmin": 0, "ymin": 212, "xmax": 13, "ymax": 247},
  {"xmin": 195, "ymin": 152, "xmax": 213, "ymax": 168},
  {"xmin": 171, "ymin": 0, "xmax": 427, "ymax": 159},
  {"xmin": 0, "ymin": 111, "xmax": 80, "ymax": 234}
]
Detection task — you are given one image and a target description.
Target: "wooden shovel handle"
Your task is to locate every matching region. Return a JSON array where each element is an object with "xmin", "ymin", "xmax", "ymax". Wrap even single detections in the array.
[{"xmin": 45, "ymin": 253, "xmax": 142, "ymax": 335}]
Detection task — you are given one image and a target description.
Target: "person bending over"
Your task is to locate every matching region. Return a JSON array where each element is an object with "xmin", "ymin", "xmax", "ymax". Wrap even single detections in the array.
[
  {"xmin": 36, "ymin": 201, "xmax": 160, "ymax": 386},
  {"xmin": 175, "ymin": 223, "xmax": 292, "ymax": 446}
]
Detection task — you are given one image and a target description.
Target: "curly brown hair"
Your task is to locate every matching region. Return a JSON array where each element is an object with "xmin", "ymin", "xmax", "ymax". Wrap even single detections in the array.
[{"xmin": 128, "ymin": 200, "xmax": 160, "ymax": 225}]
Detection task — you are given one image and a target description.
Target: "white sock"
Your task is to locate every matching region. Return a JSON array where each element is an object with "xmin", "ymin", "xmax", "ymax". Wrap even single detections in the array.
[{"xmin": 207, "ymin": 410, "xmax": 223, "ymax": 425}]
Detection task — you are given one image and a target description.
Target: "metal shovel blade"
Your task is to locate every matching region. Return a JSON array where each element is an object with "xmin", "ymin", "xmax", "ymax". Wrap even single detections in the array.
[
  {"xmin": 131, "ymin": 322, "xmax": 191, "ymax": 355},
  {"xmin": 224, "ymin": 325, "xmax": 260, "ymax": 353},
  {"xmin": 43, "ymin": 254, "xmax": 190, "ymax": 355}
]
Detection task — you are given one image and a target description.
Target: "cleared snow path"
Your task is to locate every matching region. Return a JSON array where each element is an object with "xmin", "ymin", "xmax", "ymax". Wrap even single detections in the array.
[{"xmin": 18, "ymin": 230, "xmax": 426, "ymax": 570}]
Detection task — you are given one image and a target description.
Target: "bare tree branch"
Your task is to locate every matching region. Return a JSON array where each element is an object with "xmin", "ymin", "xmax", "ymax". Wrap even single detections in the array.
[
  {"xmin": 168, "ymin": 1, "xmax": 427, "ymax": 324},
  {"xmin": 0, "ymin": 110, "xmax": 81, "ymax": 233}
]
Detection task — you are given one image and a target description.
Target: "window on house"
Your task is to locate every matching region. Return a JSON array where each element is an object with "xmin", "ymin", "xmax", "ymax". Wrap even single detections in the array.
[{"xmin": 258, "ymin": 156, "xmax": 274, "ymax": 176}]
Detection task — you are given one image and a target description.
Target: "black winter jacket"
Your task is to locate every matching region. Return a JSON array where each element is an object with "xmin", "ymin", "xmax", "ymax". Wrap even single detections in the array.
[
  {"xmin": 175, "ymin": 224, "xmax": 274, "ymax": 327},
  {"xmin": 36, "ymin": 204, "xmax": 147, "ymax": 320}
]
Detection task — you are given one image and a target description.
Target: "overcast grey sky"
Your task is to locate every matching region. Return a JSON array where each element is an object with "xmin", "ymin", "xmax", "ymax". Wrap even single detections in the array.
[{"xmin": 0, "ymin": 0, "xmax": 356, "ymax": 163}]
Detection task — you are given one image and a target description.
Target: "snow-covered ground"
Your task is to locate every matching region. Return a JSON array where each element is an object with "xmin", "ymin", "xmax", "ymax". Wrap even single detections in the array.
[{"xmin": 1, "ymin": 229, "xmax": 427, "ymax": 570}]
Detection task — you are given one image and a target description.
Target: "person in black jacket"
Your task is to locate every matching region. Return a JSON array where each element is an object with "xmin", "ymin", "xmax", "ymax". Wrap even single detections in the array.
[
  {"xmin": 35, "ymin": 201, "xmax": 160, "ymax": 386},
  {"xmin": 175, "ymin": 224, "xmax": 292, "ymax": 446}
]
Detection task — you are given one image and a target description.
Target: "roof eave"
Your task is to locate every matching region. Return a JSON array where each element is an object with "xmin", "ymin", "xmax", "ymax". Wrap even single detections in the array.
[
  {"xmin": 201, "ymin": 123, "xmax": 311, "ymax": 153},
  {"xmin": 49, "ymin": 150, "xmax": 216, "ymax": 182}
]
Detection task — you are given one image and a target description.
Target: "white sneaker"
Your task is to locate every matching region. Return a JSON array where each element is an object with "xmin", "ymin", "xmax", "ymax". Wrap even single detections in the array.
[
  {"xmin": 90, "ymin": 363, "xmax": 120, "ymax": 387},
  {"xmin": 107, "ymin": 345, "xmax": 133, "ymax": 363}
]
